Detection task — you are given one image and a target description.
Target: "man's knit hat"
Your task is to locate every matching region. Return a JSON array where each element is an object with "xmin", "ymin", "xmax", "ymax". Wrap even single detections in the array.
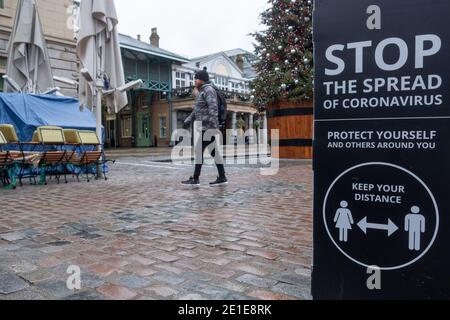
[{"xmin": 195, "ymin": 67, "xmax": 209, "ymax": 82}]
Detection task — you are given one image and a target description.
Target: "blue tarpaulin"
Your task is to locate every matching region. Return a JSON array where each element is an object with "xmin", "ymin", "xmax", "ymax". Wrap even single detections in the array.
[
  {"xmin": 0, "ymin": 93, "xmax": 108, "ymax": 181},
  {"xmin": 0, "ymin": 93, "xmax": 100, "ymax": 142}
]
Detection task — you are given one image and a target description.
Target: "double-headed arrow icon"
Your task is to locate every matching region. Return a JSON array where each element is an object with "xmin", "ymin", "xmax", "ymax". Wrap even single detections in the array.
[{"xmin": 357, "ymin": 217, "xmax": 399, "ymax": 237}]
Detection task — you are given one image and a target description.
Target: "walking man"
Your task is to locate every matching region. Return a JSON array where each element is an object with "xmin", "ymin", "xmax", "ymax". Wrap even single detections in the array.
[{"xmin": 181, "ymin": 68, "xmax": 228, "ymax": 187}]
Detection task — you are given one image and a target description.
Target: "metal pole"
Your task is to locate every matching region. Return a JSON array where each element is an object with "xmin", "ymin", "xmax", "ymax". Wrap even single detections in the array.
[
  {"xmin": 24, "ymin": 44, "xmax": 31, "ymax": 93},
  {"xmin": 168, "ymin": 66, "xmax": 174, "ymax": 147},
  {"xmin": 33, "ymin": 49, "xmax": 39, "ymax": 93},
  {"xmin": 95, "ymin": 36, "xmax": 103, "ymax": 178},
  {"xmin": 95, "ymin": 84, "xmax": 103, "ymax": 179},
  {"xmin": 96, "ymin": 86, "xmax": 102, "ymax": 148},
  {"xmin": 96, "ymin": 44, "xmax": 103, "ymax": 151}
]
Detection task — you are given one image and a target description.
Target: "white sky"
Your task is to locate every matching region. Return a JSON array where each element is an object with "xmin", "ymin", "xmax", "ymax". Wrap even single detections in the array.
[{"xmin": 114, "ymin": 0, "xmax": 270, "ymax": 59}]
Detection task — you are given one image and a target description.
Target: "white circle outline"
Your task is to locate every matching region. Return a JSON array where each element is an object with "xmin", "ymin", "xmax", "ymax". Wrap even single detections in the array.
[{"xmin": 322, "ymin": 162, "xmax": 440, "ymax": 271}]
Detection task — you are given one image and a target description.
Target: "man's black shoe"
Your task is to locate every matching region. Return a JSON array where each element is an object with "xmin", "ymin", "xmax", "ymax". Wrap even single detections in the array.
[
  {"xmin": 181, "ymin": 177, "xmax": 200, "ymax": 186},
  {"xmin": 209, "ymin": 176, "xmax": 228, "ymax": 187}
]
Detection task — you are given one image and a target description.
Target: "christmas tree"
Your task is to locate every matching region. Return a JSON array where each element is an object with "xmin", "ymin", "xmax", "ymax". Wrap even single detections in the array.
[{"xmin": 251, "ymin": 0, "xmax": 314, "ymax": 111}]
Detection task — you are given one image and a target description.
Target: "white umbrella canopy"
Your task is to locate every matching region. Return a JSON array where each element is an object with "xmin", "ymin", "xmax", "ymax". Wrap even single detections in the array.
[
  {"xmin": 76, "ymin": 0, "xmax": 128, "ymax": 113},
  {"xmin": 4, "ymin": 0, "xmax": 54, "ymax": 93}
]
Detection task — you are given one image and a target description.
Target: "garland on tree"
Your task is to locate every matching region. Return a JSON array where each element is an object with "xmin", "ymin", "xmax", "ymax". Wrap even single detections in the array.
[{"xmin": 251, "ymin": 0, "xmax": 314, "ymax": 111}]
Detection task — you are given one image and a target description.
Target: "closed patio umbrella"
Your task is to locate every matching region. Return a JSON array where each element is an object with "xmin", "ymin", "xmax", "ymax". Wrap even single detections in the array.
[
  {"xmin": 4, "ymin": 0, "xmax": 54, "ymax": 93},
  {"xmin": 76, "ymin": 0, "xmax": 128, "ymax": 114},
  {"xmin": 76, "ymin": 0, "xmax": 128, "ymax": 151}
]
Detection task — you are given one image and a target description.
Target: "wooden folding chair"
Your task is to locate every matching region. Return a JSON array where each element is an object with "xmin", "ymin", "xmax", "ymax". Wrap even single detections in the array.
[
  {"xmin": 35, "ymin": 126, "xmax": 67, "ymax": 185},
  {"xmin": 63, "ymin": 129, "xmax": 83, "ymax": 182},
  {"xmin": 0, "ymin": 124, "xmax": 41, "ymax": 186},
  {"xmin": 77, "ymin": 131, "xmax": 114, "ymax": 182},
  {"xmin": 0, "ymin": 131, "xmax": 16, "ymax": 189},
  {"xmin": 77, "ymin": 131, "xmax": 103, "ymax": 182}
]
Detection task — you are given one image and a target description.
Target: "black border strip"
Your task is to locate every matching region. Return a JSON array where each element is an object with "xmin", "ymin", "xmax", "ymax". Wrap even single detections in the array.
[
  {"xmin": 279, "ymin": 139, "xmax": 313, "ymax": 147},
  {"xmin": 268, "ymin": 108, "xmax": 314, "ymax": 118}
]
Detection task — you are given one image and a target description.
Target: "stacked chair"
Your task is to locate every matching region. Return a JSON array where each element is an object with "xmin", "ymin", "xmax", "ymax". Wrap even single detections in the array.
[
  {"xmin": 0, "ymin": 131, "xmax": 16, "ymax": 189},
  {"xmin": 35, "ymin": 126, "xmax": 71, "ymax": 185},
  {"xmin": 0, "ymin": 124, "xmax": 41, "ymax": 186},
  {"xmin": 0, "ymin": 124, "xmax": 114, "ymax": 189},
  {"xmin": 63, "ymin": 129, "xmax": 112, "ymax": 182}
]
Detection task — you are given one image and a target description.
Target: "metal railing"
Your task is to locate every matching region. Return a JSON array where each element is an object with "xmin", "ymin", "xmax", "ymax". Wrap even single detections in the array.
[{"xmin": 171, "ymin": 86, "xmax": 254, "ymax": 104}]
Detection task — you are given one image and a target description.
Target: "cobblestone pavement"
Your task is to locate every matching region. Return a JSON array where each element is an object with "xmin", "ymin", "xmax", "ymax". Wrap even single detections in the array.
[{"xmin": 0, "ymin": 157, "xmax": 313, "ymax": 300}]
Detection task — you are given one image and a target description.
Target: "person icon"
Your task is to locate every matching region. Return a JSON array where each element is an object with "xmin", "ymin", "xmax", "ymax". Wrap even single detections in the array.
[
  {"xmin": 334, "ymin": 201, "xmax": 354, "ymax": 242},
  {"xmin": 405, "ymin": 206, "xmax": 426, "ymax": 251}
]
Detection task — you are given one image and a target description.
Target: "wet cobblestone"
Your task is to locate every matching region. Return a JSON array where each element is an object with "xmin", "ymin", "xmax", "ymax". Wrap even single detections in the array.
[{"xmin": 0, "ymin": 158, "xmax": 312, "ymax": 300}]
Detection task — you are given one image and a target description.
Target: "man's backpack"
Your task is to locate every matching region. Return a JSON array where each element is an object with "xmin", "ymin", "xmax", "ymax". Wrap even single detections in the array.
[{"xmin": 213, "ymin": 86, "xmax": 227, "ymax": 128}]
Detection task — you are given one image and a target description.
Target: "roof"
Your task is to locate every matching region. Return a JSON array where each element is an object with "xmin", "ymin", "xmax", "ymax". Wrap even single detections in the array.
[
  {"xmin": 191, "ymin": 48, "xmax": 254, "ymax": 62},
  {"xmin": 118, "ymin": 38, "xmax": 257, "ymax": 79},
  {"xmin": 190, "ymin": 48, "xmax": 257, "ymax": 79},
  {"xmin": 225, "ymin": 49, "xmax": 258, "ymax": 79},
  {"xmin": 119, "ymin": 34, "xmax": 189, "ymax": 63},
  {"xmin": 223, "ymin": 48, "xmax": 255, "ymax": 57}
]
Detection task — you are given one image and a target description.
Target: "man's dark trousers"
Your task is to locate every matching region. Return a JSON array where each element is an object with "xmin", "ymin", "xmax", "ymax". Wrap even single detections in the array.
[{"xmin": 193, "ymin": 131, "xmax": 225, "ymax": 180}]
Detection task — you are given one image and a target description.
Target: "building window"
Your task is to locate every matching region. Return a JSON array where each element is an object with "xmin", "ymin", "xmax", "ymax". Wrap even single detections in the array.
[
  {"xmin": 0, "ymin": 0, "xmax": 4, "ymax": 9},
  {"xmin": 175, "ymin": 71, "xmax": 186, "ymax": 88},
  {"xmin": 243, "ymin": 82, "xmax": 249, "ymax": 94},
  {"xmin": 159, "ymin": 117, "xmax": 167, "ymax": 138},
  {"xmin": 121, "ymin": 116, "xmax": 132, "ymax": 138},
  {"xmin": 214, "ymin": 76, "xmax": 228, "ymax": 91},
  {"xmin": 0, "ymin": 74, "xmax": 4, "ymax": 92},
  {"xmin": 0, "ymin": 57, "xmax": 6, "ymax": 70}
]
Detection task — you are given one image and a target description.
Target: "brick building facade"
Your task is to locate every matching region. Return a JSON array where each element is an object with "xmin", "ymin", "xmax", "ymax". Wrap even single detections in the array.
[{"xmin": 0, "ymin": 0, "xmax": 78, "ymax": 96}]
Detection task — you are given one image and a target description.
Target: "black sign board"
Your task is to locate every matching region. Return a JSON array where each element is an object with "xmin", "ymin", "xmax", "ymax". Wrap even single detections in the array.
[{"xmin": 312, "ymin": 0, "xmax": 450, "ymax": 299}]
